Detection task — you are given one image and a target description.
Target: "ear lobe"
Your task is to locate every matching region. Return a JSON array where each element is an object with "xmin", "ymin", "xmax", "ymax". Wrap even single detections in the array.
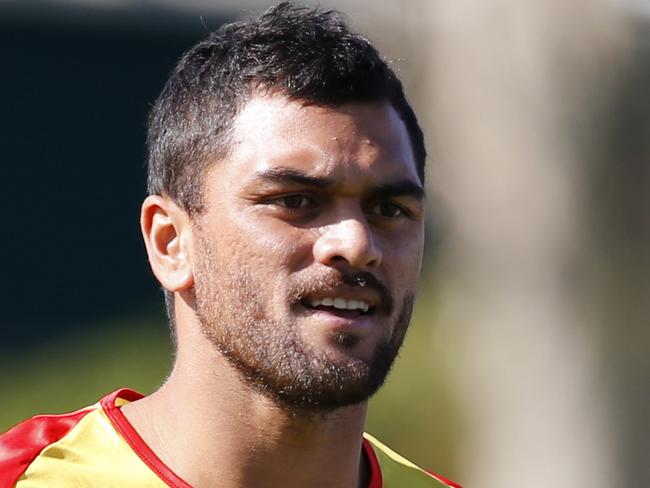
[{"xmin": 140, "ymin": 195, "xmax": 195, "ymax": 293}]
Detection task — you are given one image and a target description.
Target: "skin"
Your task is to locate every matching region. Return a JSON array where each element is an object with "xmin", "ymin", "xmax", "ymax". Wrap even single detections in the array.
[{"xmin": 124, "ymin": 94, "xmax": 425, "ymax": 488}]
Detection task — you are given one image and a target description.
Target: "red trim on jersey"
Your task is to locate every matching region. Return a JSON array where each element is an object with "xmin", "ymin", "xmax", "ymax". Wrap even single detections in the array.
[
  {"xmin": 362, "ymin": 438, "xmax": 384, "ymax": 488},
  {"xmin": 1, "ymin": 389, "xmax": 457, "ymax": 488},
  {"xmin": 0, "ymin": 407, "xmax": 93, "ymax": 488},
  {"xmin": 101, "ymin": 388, "xmax": 193, "ymax": 488},
  {"xmin": 105, "ymin": 390, "xmax": 386, "ymax": 488},
  {"xmin": 426, "ymin": 470, "xmax": 463, "ymax": 488}
]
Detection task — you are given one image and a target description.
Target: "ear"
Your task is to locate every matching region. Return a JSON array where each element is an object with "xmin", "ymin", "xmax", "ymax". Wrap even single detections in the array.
[{"xmin": 140, "ymin": 195, "xmax": 194, "ymax": 293}]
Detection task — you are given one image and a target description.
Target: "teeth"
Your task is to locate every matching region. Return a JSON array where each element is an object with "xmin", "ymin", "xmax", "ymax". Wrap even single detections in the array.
[{"xmin": 307, "ymin": 297, "xmax": 370, "ymax": 313}]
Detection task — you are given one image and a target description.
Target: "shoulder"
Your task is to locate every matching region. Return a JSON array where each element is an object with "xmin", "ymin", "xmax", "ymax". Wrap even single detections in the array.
[
  {"xmin": 363, "ymin": 433, "xmax": 462, "ymax": 488},
  {"xmin": 0, "ymin": 405, "xmax": 96, "ymax": 488},
  {"xmin": 0, "ymin": 389, "xmax": 166, "ymax": 488}
]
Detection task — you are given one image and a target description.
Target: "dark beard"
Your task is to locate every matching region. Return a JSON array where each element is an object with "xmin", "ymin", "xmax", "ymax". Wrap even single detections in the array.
[{"xmin": 193, "ymin": 236, "xmax": 414, "ymax": 413}]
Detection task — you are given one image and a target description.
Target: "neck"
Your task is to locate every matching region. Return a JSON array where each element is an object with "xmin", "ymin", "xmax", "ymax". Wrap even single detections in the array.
[{"xmin": 122, "ymin": 319, "xmax": 370, "ymax": 488}]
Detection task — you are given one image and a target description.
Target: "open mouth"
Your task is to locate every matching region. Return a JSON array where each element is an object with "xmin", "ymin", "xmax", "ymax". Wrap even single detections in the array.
[{"xmin": 300, "ymin": 297, "xmax": 373, "ymax": 318}]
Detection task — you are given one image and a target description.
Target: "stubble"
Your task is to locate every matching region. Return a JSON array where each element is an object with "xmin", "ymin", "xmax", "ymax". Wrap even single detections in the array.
[{"xmin": 192, "ymin": 232, "xmax": 414, "ymax": 413}]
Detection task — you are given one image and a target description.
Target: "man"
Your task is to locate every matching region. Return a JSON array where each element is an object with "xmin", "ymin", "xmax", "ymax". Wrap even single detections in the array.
[{"xmin": 0, "ymin": 3, "xmax": 459, "ymax": 487}]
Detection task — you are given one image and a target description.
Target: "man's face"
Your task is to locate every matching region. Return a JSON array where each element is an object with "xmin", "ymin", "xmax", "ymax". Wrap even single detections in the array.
[{"xmin": 191, "ymin": 95, "xmax": 424, "ymax": 411}]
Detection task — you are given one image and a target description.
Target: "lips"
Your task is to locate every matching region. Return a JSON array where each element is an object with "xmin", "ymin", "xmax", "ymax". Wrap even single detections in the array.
[
  {"xmin": 306, "ymin": 297, "xmax": 370, "ymax": 313},
  {"xmin": 301, "ymin": 305, "xmax": 366, "ymax": 323},
  {"xmin": 293, "ymin": 270, "xmax": 394, "ymax": 318}
]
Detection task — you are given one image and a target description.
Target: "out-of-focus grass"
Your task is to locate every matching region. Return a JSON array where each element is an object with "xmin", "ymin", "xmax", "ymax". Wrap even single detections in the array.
[
  {"xmin": 0, "ymin": 279, "xmax": 461, "ymax": 480},
  {"xmin": 0, "ymin": 315, "xmax": 174, "ymax": 432}
]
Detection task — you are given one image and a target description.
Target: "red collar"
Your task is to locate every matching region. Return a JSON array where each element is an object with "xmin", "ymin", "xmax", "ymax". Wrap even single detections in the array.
[{"xmin": 102, "ymin": 388, "xmax": 383, "ymax": 488}]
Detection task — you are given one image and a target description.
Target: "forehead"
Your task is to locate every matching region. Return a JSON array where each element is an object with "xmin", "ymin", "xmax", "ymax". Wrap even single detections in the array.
[{"xmin": 215, "ymin": 95, "xmax": 419, "ymax": 188}]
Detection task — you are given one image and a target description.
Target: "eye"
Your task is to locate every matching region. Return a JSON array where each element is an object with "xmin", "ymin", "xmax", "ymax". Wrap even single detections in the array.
[
  {"xmin": 275, "ymin": 194, "xmax": 315, "ymax": 209},
  {"xmin": 370, "ymin": 201, "xmax": 405, "ymax": 218}
]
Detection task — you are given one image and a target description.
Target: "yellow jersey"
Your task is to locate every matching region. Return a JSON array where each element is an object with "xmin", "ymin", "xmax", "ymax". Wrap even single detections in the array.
[{"xmin": 0, "ymin": 389, "xmax": 460, "ymax": 488}]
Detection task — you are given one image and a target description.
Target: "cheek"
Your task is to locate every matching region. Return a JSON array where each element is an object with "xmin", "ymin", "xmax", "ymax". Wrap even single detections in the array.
[
  {"xmin": 230, "ymin": 217, "xmax": 315, "ymax": 272},
  {"xmin": 382, "ymin": 231, "xmax": 424, "ymax": 285}
]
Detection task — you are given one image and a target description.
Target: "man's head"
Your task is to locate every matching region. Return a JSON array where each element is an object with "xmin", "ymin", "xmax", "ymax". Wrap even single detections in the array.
[
  {"xmin": 142, "ymin": 2, "xmax": 426, "ymax": 412},
  {"xmin": 147, "ymin": 2, "xmax": 425, "ymax": 212}
]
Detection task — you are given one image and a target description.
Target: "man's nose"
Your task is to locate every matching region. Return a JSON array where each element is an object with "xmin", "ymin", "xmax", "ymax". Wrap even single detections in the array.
[{"xmin": 312, "ymin": 218, "xmax": 382, "ymax": 269}]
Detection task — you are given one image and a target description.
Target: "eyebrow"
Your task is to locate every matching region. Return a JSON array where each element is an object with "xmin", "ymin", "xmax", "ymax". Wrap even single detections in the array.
[
  {"xmin": 369, "ymin": 180, "xmax": 425, "ymax": 201},
  {"xmin": 253, "ymin": 167, "xmax": 334, "ymax": 189},
  {"xmin": 252, "ymin": 167, "xmax": 425, "ymax": 200}
]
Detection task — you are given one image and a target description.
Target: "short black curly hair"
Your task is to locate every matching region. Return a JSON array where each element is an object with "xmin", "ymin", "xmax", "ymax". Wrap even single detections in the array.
[{"xmin": 146, "ymin": 2, "xmax": 426, "ymax": 215}]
